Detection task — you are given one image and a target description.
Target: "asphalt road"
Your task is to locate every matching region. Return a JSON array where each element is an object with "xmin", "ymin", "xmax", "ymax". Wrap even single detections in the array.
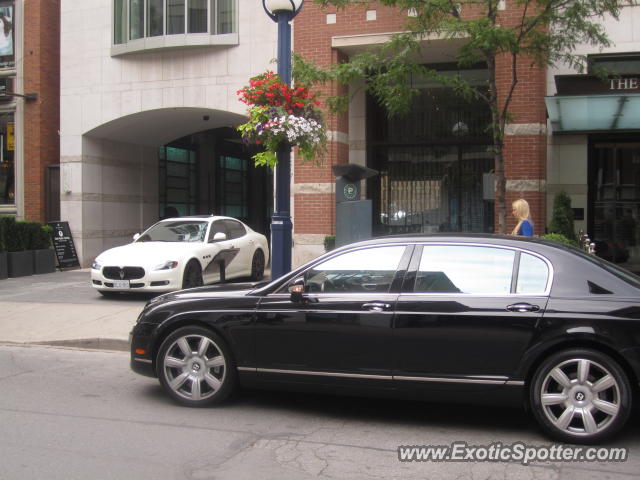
[{"xmin": 1, "ymin": 345, "xmax": 639, "ymax": 480}]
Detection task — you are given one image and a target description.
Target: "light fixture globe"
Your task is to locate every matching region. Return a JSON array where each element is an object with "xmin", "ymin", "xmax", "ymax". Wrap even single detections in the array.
[{"xmin": 263, "ymin": 0, "xmax": 304, "ymax": 20}]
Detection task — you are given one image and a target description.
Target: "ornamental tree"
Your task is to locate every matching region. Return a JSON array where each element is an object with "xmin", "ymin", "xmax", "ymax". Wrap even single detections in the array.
[{"xmin": 295, "ymin": 0, "xmax": 636, "ymax": 233}]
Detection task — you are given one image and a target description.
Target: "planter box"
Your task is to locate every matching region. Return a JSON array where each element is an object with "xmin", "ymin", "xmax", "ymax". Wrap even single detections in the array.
[
  {"xmin": 8, "ymin": 251, "xmax": 34, "ymax": 278},
  {"xmin": 0, "ymin": 251, "xmax": 7, "ymax": 280},
  {"xmin": 33, "ymin": 249, "xmax": 56, "ymax": 274}
]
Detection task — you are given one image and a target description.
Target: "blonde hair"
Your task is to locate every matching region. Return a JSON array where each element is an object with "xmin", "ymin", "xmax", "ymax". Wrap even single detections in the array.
[{"xmin": 511, "ymin": 199, "xmax": 531, "ymax": 235}]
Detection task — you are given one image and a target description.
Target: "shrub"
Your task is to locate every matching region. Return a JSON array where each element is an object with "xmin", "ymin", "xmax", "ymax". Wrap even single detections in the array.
[
  {"xmin": 324, "ymin": 235, "xmax": 336, "ymax": 252},
  {"xmin": 541, "ymin": 233, "xmax": 580, "ymax": 248},
  {"xmin": 549, "ymin": 191, "xmax": 576, "ymax": 241},
  {"xmin": 24, "ymin": 222, "xmax": 52, "ymax": 250},
  {"xmin": 0, "ymin": 218, "xmax": 53, "ymax": 251},
  {"xmin": 0, "ymin": 217, "xmax": 5, "ymax": 252},
  {"xmin": 0, "ymin": 216, "xmax": 25, "ymax": 252}
]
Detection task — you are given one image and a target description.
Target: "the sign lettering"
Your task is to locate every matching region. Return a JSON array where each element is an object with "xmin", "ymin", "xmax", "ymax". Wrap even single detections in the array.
[{"xmin": 610, "ymin": 77, "xmax": 640, "ymax": 90}]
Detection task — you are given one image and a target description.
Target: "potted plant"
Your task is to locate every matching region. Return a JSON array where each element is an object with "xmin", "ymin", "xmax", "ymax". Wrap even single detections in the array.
[
  {"xmin": 3, "ymin": 217, "xmax": 34, "ymax": 277},
  {"xmin": 324, "ymin": 235, "xmax": 336, "ymax": 252},
  {"xmin": 0, "ymin": 216, "xmax": 7, "ymax": 280},
  {"xmin": 236, "ymin": 71, "xmax": 327, "ymax": 168},
  {"xmin": 28, "ymin": 222, "xmax": 56, "ymax": 274}
]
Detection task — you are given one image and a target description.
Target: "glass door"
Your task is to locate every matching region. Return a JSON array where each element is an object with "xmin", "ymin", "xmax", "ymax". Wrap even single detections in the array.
[{"xmin": 591, "ymin": 142, "xmax": 640, "ymax": 271}]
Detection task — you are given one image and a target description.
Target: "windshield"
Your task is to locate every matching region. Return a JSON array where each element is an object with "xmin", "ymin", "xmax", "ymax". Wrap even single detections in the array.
[{"xmin": 137, "ymin": 221, "xmax": 208, "ymax": 243}]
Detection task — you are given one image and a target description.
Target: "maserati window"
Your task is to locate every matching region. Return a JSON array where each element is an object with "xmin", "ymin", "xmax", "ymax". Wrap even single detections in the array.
[
  {"xmin": 137, "ymin": 220, "xmax": 208, "ymax": 243},
  {"xmin": 416, "ymin": 245, "xmax": 514, "ymax": 294},
  {"xmin": 223, "ymin": 219, "xmax": 246, "ymax": 240}
]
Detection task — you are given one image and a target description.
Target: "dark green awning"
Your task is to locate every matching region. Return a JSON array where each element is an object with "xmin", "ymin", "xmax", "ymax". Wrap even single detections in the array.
[{"xmin": 545, "ymin": 94, "xmax": 640, "ymax": 132}]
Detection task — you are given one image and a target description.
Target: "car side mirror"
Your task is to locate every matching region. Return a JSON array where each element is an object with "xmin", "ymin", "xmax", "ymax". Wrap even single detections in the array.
[
  {"xmin": 133, "ymin": 233, "xmax": 140, "ymax": 241},
  {"xmin": 212, "ymin": 232, "xmax": 227, "ymax": 242},
  {"xmin": 289, "ymin": 277, "xmax": 306, "ymax": 303}
]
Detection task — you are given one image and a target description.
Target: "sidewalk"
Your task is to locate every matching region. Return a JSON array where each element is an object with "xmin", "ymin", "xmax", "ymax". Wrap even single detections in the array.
[
  {"xmin": 0, "ymin": 269, "xmax": 150, "ymax": 351},
  {"xmin": 0, "ymin": 267, "xmax": 271, "ymax": 352}
]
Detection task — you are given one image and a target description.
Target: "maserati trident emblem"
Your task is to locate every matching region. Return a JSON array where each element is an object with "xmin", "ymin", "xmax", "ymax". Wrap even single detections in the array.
[{"xmin": 119, "ymin": 269, "xmax": 125, "ymax": 280}]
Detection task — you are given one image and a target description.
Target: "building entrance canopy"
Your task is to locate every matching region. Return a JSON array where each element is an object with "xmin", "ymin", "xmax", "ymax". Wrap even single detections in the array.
[{"xmin": 545, "ymin": 94, "xmax": 640, "ymax": 132}]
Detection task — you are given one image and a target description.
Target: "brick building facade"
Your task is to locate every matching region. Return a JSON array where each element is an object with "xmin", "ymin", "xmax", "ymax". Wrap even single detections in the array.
[
  {"xmin": 0, "ymin": 0, "xmax": 60, "ymax": 223},
  {"xmin": 291, "ymin": 2, "xmax": 549, "ymax": 265}
]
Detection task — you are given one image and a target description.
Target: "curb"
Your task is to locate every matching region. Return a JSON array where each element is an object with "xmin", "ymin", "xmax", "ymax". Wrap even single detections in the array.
[{"xmin": 1, "ymin": 338, "xmax": 129, "ymax": 352}]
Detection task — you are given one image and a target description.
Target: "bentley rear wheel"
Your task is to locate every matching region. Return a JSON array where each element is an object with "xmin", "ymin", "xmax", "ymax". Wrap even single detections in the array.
[{"xmin": 529, "ymin": 348, "xmax": 631, "ymax": 444}]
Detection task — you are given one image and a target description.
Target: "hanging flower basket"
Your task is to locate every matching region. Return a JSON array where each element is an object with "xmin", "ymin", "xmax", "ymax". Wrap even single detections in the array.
[{"xmin": 237, "ymin": 71, "xmax": 327, "ymax": 168}]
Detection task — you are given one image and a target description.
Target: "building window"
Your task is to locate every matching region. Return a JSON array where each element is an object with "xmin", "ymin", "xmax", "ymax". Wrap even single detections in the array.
[
  {"xmin": 0, "ymin": 111, "xmax": 14, "ymax": 205},
  {"xmin": 147, "ymin": 0, "xmax": 163, "ymax": 37},
  {"xmin": 167, "ymin": 0, "xmax": 185, "ymax": 34},
  {"xmin": 114, "ymin": 0, "xmax": 235, "ymax": 46},
  {"xmin": 368, "ymin": 65, "xmax": 494, "ymax": 235},
  {"xmin": 130, "ymin": 0, "xmax": 144, "ymax": 40},
  {"xmin": 159, "ymin": 146, "xmax": 198, "ymax": 217},
  {"xmin": 217, "ymin": 156, "xmax": 248, "ymax": 220},
  {"xmin": 589, "ymin": 53, "xmax": 640, "ymax": 75},
  {"xmin": 0, "ymin": 0, "xmax": 15, "ymax": 68},
  {"xmin": 114, "ymin": 0, "xmax": 127, "ymax": 44},
  {"xmin": 216, "ymin": 0, "xmax": 234, "ymax": 34},
  {"xmin": 188, "ymin": 0, "xmax": 207, "ymax": 33}
]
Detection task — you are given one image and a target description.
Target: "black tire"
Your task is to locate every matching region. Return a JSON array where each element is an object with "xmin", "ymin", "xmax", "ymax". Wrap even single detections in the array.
[
  {"xmin": 250, "ymin": 249, "xmax": 265, "ymax": 281},
  {"xmin": 529, "ymin": 348, "xmax": 632, "ymax": 444},
  {"xmin": 156, "ymin": 326, "xmax": 237, "ymax": 407},
  {"xmin": 182, "ymin": 260, "xmax": 203, "ymax": 289}
]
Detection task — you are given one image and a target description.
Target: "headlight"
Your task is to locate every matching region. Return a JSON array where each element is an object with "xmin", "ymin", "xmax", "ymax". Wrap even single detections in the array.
[
  {"xmin": 91, "ymin": 260, "xmax": 102, "ymax": 270},
  {"xmin": 153, "ymin": 261, "xmax": 179, "ymax": 271}
]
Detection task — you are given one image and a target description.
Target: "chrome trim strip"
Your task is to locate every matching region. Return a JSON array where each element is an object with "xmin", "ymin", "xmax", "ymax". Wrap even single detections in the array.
[
  {"xmin": 394, "ymin": 375, "xmax": 507, "ymax": 385},
  {"xmin": 256, "ymin": 368, "xmax": 393, "ymax": 380},
  {"xmin": 505, "ymin": 380, "xmax": 525, "ymax": 386},
  {"xmin": 237, "ymin": 367, "xmax": 257, "ymax": 372},
  {"xmin": 133, "ymin": 358, "xmax": 152, "ymax": 364},
  {"xmin": 251, "ymin": 367, "xmax": 516, "ymax": 385}
]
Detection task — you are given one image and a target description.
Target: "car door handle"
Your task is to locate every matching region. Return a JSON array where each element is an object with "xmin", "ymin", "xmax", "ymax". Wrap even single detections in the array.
[
  {"xmin": 506, "ymin": 303, "xmax": 540, "ymax": 313},
  {"xmin": 362, "ymin": 302, "xmax": 391, "ymax": 312}
]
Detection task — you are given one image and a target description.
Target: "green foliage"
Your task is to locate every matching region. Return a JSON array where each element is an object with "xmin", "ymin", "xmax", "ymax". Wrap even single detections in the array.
[
  {"xmin": 0, "ymin": 217, "xmax": 5, "ymax": 252},
  {"xmin": 541, "ymin": 233, "xmax": 580, "ymax": 248},
  {"xmin": 2, "ymin": 217, "xmax": 27, "ymax": 252},
  {"xmin": 549, "ymin": 191, "xmax": 576, "ymax": 241},
  {"xmin": 25, "ymin": 223, "xmax": 53, "ymax": 250},
  {"xmin": 302, "ymin": 0, "xmax": 631, "ymax": 232},
  {"xmin": 0, "ymin": 217, "xmax": 52, "ymax": 252},
  {"xmin": 236, "ymin": 71, "xmax": 327, "ymax": 168},
  {"xmin": 324, "ymin": 235, "xmax": 336, "ymax": 252}
]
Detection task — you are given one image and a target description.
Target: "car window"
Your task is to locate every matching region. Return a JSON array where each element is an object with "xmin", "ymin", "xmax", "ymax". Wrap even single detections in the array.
[
  {"xmin": 303, "ymin": 246, "xmax": 406, "ymax": 294},
  {"xmin": 223, "ymin": 220, "xmax": 246, "ymax": 240},
  {"xmin": 138, "ymin": 220, "xmax": 208, "ymax": 242},
  {"xmin": 415, "ymin": 245, "xmax": 515, "ymax": 294},
  {"xmin": 516, "ymin": 253, "xmax": 549, "ymax": 294},
  {"xmin": 208, "ymin": 221, "xmax": 228, "ymax": 242}
]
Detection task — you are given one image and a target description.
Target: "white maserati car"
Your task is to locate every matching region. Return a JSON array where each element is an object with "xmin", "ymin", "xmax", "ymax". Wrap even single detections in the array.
[{"xmin": 91, "ymin": 216, "xmax": 269, "ymax": 296}]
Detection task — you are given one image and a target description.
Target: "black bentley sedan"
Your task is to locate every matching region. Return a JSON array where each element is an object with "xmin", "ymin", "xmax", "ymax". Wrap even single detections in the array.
[{"xmin": 130, "ymin": 235, "xmax": 640, "ymax": 444}]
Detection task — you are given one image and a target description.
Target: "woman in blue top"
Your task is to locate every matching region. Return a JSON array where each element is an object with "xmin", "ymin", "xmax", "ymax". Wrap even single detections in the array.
[{"xmin": 511, "ymin": 199, "xmax": 534, "ymax": 236}]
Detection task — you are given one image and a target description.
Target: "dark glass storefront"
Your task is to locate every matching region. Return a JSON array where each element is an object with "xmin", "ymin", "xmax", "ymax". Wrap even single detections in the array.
[
  {"xmin": 589, "ymin": 138, "xmax": 640, "ymax": 272},
  {"xmin": 159, "ymin": 127, "xmax": 272, "ymax": 236},
  {"xmin": 367, "ymin": 68, "xmax": 494, "ymax": 235}
]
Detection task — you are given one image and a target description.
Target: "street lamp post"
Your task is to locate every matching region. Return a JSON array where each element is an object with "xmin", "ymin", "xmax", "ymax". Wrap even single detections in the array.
[{"xmin": 262, "ymin": 0, "xmax": 304, "ymax": 280}]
